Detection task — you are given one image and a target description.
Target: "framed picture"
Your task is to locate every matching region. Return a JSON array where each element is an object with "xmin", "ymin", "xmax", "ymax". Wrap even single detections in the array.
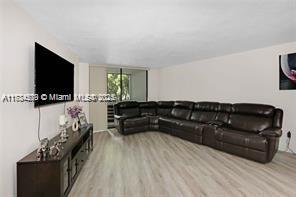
[
  {"xmin": 279, "ymin": 52, "xmax": 296, "ymax": 90},
  {"xmin": 78, "ymin": 112, "xmax": 88, "ymax": 128}
]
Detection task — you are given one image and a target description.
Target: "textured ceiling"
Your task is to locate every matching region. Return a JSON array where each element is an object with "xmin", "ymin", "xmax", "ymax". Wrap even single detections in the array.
[{"xmin": 15, "ymin": 0, "xmax": 296, "ymax": 68}]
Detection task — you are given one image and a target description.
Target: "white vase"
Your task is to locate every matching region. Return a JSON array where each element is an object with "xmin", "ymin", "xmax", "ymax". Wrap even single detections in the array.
[{"xmin": 72, "ymin": 118, "xmax": 79, "ymax": 131}]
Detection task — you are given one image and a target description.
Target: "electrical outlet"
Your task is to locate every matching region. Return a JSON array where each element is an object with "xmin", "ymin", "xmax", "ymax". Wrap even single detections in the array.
[{"xmin": 287, "ymin": 131, "xmax": 291, "ymax": 138}]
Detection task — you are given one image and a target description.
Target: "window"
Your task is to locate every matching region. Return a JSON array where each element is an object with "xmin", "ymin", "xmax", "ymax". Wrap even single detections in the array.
[
  {"xmin": 107, "ymin": 73, "xmax": 131, "ymax": 101},
  {"xmin": 107, "ymin": 68, "xmax": 147, "ymax": 102}
]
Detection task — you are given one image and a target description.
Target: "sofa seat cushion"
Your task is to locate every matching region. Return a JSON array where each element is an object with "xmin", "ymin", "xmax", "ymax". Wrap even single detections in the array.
[
  {"xmin": 177, "ymin": 120, "xmax": 205, "ymax": 136},
  {"xmin": 215, "ymin": 128, "xmax": 268, "ymax": 152},
  {"xmin": 123, "ymin": 117, "xmax": 149, "ymax": 128},
  {"xmin": 159, "ymin": 117, "xmax": 182, "ymax": 127}
]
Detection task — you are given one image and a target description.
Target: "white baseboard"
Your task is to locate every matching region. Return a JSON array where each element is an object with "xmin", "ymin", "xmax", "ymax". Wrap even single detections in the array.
[{"xmin": 93, "ymin": 130, "xmax": 107, "ymax": 133}]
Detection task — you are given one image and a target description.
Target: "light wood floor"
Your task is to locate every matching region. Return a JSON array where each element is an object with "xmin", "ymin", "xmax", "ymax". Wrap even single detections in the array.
[{"xmin": 69, "ymin": 131, "xmax": 296, "ymax": 197}]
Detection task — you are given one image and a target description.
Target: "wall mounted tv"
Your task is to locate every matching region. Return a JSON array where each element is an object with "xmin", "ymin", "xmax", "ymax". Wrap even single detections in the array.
[{"xmin": 35, "ymin": 42, "xmax": 74, "ymax": 107}]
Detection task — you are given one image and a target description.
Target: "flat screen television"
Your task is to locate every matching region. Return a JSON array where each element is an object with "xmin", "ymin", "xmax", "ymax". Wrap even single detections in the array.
[{"xmin": 35, "ymin": 42, "xmax": 74, "ymax": 107}]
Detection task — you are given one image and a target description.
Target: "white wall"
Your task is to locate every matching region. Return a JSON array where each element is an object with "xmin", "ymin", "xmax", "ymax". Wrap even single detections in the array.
[
  {"xmin": 89, "ymin": 66, "xmax": 108, "ymax": 131},
  {"xmin": 0, "ymin": 1, "xmax": 5, "ymax": 195},
  {"xmin": 78, "ymin": 63, "xmax": 90, "ymax": 120},
  {"xmin": 148, "ymin": 69, "xmax": 160, "ymax": 101},
  {"xmin": 151, "ymin": 42, "xmax": 296, "ymax": 151},
  {"xmin": 1, "ymin": 1, "xmax": 79, "ymax": 196}
]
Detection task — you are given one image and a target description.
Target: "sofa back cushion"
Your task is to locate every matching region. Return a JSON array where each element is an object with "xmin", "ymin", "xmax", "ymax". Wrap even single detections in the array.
[
  {"xmin": 116, "ymin": 101, "xmax": 140, "ymax": 118},
  {"xmin": 228, "ymin": 103, "xmax": 275, "ymax": 133},
  {"xmin": 157, "ymin": 101, "xmax": 174, "ymax": 116},
  {"xmin": 190, "ymin": 102, "xmax": 219, "ymax": 123},
  {"xmin": 139, "ymin": 101, "xmax": 157, "ymax": 116},
  {"xmin": 215, "ymin": 103, "xmax": 233, "ymax": 124},
  {"xmin": 171, "ymin": 101, "xmax": 194, "ymax": 120}
]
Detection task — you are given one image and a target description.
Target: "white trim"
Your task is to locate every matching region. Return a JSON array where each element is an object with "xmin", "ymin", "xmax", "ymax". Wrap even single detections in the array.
[
  {"xmin": 107, "ymin": 129, "xmax": 114, "ymax": 137},
  {"xmin": 93, "ymin": 130, "xmax": 107, "ymax": 133},
  {"xmin": 90, "ymin": 64, "xmax": 149, "ymax": 70}
]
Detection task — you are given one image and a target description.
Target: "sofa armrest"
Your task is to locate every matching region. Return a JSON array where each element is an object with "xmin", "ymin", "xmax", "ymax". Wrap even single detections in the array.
[
  {"xmin": 207, "ymin": 120, "xmax": 224, "ymax": 127},
  {"xmin": 114, "ymin": 115, "xmax": 128, "ymax": 121},
  {"xmin": 259, "ymin": 128, "xmax": 282, "ymax": 137},
  {"xmin": 114, "ymin": 115, "xmax": 128, "ymax": 135}
]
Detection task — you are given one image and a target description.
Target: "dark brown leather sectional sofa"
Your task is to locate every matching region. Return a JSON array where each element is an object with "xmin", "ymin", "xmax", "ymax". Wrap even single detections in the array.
[{"xmin": 114, "ymin": 101, "xmax": 283, "ymax": 163}]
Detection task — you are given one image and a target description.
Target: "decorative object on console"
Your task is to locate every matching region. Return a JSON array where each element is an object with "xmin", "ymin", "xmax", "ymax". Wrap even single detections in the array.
[
  {"xmin": 59, "ymin": 114, "xmax": 67, "ymax": 126},
  {"xmin": 59, "ymin": 124, "xmax": 68, "ymax": 143},
  {"xmin": 72, "ymin": 119, "xmax": 79, "ymax": 131},
  {"xmin": 49, "ymin": 141, "xmax": 61, "ymax": 157},
  {"xmin": 67, "ymin": 105, "xmax": 82, "ymax": 131},
  {"xmin": 280, "ymin": 52, "xmax": 296, "ymax": 90},
  {"xmin": 78, "ymin": 112, "xmax": 88, "ymax": 128},
  {"xmin": 59, "ymin": 114, "xmax": 69, "ymax": 142},
  {"xmin": 36, "ymin": 138, "xmax": 50, "ymax": 159}
]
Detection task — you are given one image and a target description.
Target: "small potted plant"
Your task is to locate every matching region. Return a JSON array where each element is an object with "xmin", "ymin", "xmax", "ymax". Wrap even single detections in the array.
[{"xmin": 67, "ymin": 105, "xmax": 82, "ymax": 131}]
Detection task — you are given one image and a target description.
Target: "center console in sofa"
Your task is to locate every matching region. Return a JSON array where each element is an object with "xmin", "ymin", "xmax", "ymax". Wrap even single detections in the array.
[{"xmin": 114, "ymin": 101, "xmax": 283, "ymax": 163}]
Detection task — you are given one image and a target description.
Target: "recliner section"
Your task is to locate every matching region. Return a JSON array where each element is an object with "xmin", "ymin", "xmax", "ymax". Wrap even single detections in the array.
[{"xmin": 114, "ymin": 101, "xmax": 283, "ymax": 163}]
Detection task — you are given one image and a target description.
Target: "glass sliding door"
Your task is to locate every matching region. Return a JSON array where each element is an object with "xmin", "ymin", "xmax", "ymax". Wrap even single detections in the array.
[
  {"xmin": 107, "ymin": 67, "xmax": 147, "ymax": 128},
  {"xmin": 107, "ymin": 68, "xmax": 147, "ymax": 102},
  {"xmin": 120, "ymin": 72, "xmax": 131, "ymax": 101},
  {"xmin": 107, "ymin": 68, "xmax": 121, "ymax": 101},
  {"xmin": 106, "ymin": 68, "xmax": 120, "ymax": 129}
]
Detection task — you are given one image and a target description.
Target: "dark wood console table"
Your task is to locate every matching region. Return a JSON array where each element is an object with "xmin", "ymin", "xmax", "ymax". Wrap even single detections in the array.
[{"xmin": 17, "ymin": 124, "xmax": 93, "ymax": 197}]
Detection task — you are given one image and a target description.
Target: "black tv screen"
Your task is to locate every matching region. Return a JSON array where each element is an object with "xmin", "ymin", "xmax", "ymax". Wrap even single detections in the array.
[{"xmin": 35, "ymin": 43, "xmax": 74, "ymax": 107}]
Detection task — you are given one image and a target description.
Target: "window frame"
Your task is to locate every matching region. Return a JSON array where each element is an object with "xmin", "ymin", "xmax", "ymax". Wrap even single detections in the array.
[{"xmin": 106, "ymin": 68, "xmax": 148, "ymax": 102}]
